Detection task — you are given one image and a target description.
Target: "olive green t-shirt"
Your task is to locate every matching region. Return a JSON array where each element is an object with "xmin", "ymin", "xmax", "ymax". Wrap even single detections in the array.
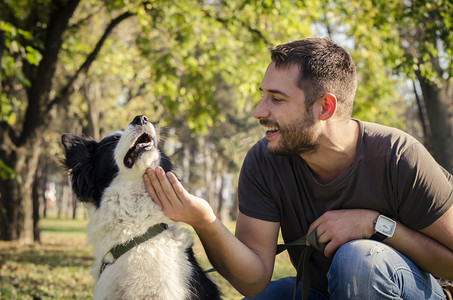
[{"xmin": 238, "ymin": 120, "xmax": 453, "ymax": 294}]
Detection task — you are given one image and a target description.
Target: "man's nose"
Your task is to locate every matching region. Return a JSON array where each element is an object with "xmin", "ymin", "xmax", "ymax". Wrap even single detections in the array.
[{"xmin": 253, "ymin": 98, "xmax": 269, "ymax": 120}]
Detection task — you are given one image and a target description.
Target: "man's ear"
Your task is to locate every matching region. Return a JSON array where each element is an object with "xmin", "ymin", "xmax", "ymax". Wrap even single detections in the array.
[{"xmin": 319, "ymin": 93, "xmax": 337, "ymax": 120}]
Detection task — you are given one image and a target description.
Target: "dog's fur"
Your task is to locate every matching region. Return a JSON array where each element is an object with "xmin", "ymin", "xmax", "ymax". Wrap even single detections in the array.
[{"xmin": 61, "ymin": 115, "xmax": 220, "ymax": 300}]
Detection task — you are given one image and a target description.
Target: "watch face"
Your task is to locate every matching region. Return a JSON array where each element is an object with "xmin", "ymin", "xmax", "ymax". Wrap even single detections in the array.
[{"xmin": 375, "ymin": 215, "xmax": 396, "ymax": 237}]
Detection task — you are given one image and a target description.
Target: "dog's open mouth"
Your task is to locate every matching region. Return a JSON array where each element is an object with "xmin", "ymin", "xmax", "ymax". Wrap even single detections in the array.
[{"xmin": 124, "ymin": 133, "xmax": 154, "ymax": 168}]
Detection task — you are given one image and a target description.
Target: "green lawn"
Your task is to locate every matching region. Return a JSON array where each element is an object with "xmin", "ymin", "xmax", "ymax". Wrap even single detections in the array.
[{"xmin": 0, "ymin": 217, "xmax": 294, "ymax": 299}]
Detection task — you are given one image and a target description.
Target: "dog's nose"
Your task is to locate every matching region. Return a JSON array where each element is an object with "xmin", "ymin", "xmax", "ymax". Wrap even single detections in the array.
[{"xmin": 132, "ymin": 115, "xmax": 148, "ymax": 126}]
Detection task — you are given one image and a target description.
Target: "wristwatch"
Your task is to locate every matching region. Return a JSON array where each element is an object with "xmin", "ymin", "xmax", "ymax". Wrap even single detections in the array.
[{"xmin": 370, "ymin": 214, "xmax": 396, "ymax": 242}]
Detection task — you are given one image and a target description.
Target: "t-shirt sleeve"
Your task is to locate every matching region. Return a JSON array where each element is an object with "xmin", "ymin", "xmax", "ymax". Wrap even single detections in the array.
[
  {"xmin": 395, "ymin": 142, "xmax": 453, "ymax": 229},
  {"xmin": 238, "ymin": 143, "xmax": 280, "ymax": 222}
]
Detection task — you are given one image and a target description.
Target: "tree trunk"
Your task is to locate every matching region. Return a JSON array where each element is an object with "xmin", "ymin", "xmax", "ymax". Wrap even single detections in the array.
[
  {"xmin": 0, "ymin": 139, "xmax": 42, "ymax": 243},
  {"xmin": 216, "ymin": 174, "xmax": 224, "ymax": 220},
  {"xmin": 412, "ymin": 80, "xmax": 431, "ymax": 147},
  {"xmin": 32, "ymin": 158, "xmax": 47, "ymax": 242},
  {"xmin": 417, "ymin": 74, "xmax": 453, "ymax": 173},
  {"xmin": 72, "ymin": 192, "xmax": 77, "ymax": 219},
  {"xmin": 83, "ymin": 82, "xmax": 101, "ymax": 140},
  {"xmin": 0, "ymin": 29, "xmax": 4, "ymax": 95}
]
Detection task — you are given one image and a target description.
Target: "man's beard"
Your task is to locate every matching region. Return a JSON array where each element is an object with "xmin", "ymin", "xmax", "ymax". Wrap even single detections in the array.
[{"xmin": 267, "ymin": 115, "xmax": 319, "ymax": 156}]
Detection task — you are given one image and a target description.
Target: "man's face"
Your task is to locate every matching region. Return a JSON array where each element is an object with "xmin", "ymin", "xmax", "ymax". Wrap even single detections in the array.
[{"xmin": 254, "ymin": 62, "xmax": 319, "ymax": 156}]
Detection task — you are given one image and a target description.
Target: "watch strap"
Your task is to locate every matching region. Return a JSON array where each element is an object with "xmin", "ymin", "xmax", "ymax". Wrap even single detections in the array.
[{"xmin": 370, "ymin": 231, "xmax": 387, "ymax": 242}]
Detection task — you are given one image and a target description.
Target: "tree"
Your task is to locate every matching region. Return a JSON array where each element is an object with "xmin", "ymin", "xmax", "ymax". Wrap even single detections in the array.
[
  {"xmin": 49, "ymin": 0, "xmax": 317, "ymax": 218},
  {"xmin": 312, "ymin": 0, "xmax": 453, "ymax": 172},
  {"xmin": 0, "ymin": 0, "xmax": 135, "ymax": 242},
  {"xmin": 396, "ymin": 0, "xmax": 453, "ymax": 172},
  {"xmin": 0, "ymin": 0, "xmax": 314, "ymax": 242},
  {"xmin": 4, "ymin": 0, "xmax": 448, "ymax": 244}
]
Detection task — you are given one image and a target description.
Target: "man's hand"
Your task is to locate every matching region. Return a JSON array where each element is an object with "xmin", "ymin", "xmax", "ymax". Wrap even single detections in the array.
[
  {"xmin": 144, "ymin": 167, "xmax": 280, "ymax": 296},
  {"xmin": 143, "ymin": 166, "xmax": 216, "ymax": 229},
  {"xmin": 307, "ymin": 209, "xmax": 379, "ymax": 257}
]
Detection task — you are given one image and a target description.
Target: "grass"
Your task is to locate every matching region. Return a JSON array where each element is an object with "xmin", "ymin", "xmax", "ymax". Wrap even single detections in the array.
[
  {"xmin": 0, "ymin": 216, "xmax": 294, "ymax": 299},
  {"xmin": 0, "ymin": 218, "xmax": 93, "ymax": 299}
]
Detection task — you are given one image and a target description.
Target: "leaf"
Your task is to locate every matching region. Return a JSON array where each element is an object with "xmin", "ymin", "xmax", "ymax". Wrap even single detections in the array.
[{"xmin": 25, "ymin": 46, "xmax": 42, "ymax": 66}]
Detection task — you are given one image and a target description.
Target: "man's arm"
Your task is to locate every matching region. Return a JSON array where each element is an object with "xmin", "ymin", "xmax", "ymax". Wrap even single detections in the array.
[
  {"xmin": 396, "ymin": 205, "xmax": 453, "ymax": 280},
  {"xmin": 307, "ymin": 207, "xmax": 453, "ymax": 280},
  {"xmin": 143, "ymin": 167, "xmax": 280, "ymax": 297},
  {"xmin": 196, "ymin": 212, "xmax": 280, "ymax": 296}
]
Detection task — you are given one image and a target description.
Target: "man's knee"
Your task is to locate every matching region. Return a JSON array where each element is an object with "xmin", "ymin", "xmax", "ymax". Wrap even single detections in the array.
[
  {"xmin": 327, "ymin": 239, "xmax": 396, "ymax": 298},
  {"xmin": 329, "ymin": 239, "xmax": 388, "ymax": 276},
  {"xmin": 328, "ymin": 239, "xmax": 445, "ymax": 299}
]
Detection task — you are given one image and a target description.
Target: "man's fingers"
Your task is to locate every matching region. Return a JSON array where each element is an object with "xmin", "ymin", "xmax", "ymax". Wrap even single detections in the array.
[
  {"xmin": 166, "ymin": 172, "xmax": 188, "ymax": 200},
  {"xmin": 143, "ymin": 171, "xmax": 162, "ymax": 208},
  {"xmin": 146, "ymin": 168, "xmax": 172, "ymax": 208},
  {"xmin": 306, "ymin": 217, "xmax": 323, "ymax": 246},
  {"xmin": 154, "ymin": 167, "xmax": 181, "ymax": 205}
]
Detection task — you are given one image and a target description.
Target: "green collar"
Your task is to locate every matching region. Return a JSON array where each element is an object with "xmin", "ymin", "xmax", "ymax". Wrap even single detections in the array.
[{"xmin": 99, "ymin": 223, "xmax": 168, "ymax": 277}]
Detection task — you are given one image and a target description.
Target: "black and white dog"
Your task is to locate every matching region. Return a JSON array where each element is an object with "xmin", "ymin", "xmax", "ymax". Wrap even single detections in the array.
[{"xmin": 61, "ymin": 115, "xmax": 220, "ymax": 300}]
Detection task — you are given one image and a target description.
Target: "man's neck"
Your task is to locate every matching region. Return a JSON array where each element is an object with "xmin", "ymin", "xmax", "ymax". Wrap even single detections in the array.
[{"xmin": 302, "ymin": 119, "xmax": 359, "ymax": 184}]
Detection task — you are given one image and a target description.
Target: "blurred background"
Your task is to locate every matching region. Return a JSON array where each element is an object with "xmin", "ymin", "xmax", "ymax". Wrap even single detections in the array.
[
  {"xmin": 1, "ymin": 1, "xmax": 452, "ymax": 298},
  {"xmin": 0, "ymin": 0, "xmax": 452, "ymax": 246}
]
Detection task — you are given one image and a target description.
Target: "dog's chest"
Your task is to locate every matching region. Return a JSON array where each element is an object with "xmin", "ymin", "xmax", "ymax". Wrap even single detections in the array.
[
  {"xmin": 93, "ymin": 227, "xmax": 195, "ymax": 300},
  {"xmin": 86, "ymin": 181, "xmax": 168, "ymax": 257}
]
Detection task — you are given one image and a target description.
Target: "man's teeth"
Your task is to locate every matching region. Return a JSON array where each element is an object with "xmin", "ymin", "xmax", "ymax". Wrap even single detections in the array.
[{"xmin": 266, "ymin": 127, "xmax": 279, "ymax": 132}]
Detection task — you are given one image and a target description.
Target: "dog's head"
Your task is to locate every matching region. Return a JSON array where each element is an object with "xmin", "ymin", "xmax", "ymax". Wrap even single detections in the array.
[
  {"xmin": 114, "ymin": 115, "xmax": 160, "ymax": 173},
  {"xmin": 62, "ymin": 115, "xmax": 172, "ymax": 207}
]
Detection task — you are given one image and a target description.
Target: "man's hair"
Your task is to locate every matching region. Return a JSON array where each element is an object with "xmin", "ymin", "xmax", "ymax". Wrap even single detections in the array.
[{"xmin": 270, "ymin": 37, "xmax": 357, "ymax": 119}]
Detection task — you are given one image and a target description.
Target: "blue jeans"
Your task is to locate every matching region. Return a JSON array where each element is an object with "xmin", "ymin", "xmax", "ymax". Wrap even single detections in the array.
[{"xmin": 243, "ymin": 240, "xmax": 446, "ymax": 299}]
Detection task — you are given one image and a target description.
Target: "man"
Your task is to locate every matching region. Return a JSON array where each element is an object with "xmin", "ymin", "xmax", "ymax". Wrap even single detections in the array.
[{"xmin": 144, "ymin": 37, "xmax": 453, "ymax": 299}]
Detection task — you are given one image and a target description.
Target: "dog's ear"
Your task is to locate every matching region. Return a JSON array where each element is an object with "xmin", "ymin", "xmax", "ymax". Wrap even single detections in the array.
[
  {"xmin": 61, "ymin": 134, "xmax": 97, "ymax": 203},
  {"xmin": 62, "ymin": 134, "xmax": 95, "ymax": 167}
]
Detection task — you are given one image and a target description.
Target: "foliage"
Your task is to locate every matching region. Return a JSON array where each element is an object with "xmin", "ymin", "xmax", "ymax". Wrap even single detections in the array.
[
  {"xmin": 0, "ymin": 20, "xmax": 34, "ymax": 125},
  {"xmin": 0, "ymin": 217, "xmax": 294, "ymax": 300},
  {"xmin": 290, "ymin": 0, "xmax": 453, "ymax": 171},
  {"xmin": 59, "ymin": 0, "xmax": 316, "ymax": 134},
  {"xmin": 335, "ymin": 0, "xmax": 452, "ymax": 83},
  {"xmin": 51, "ymin": 0, "xmax": 317, "ymax": 195},
  {"xmin": 395, "ymin": 0, "xmax": 452, "ymax": 82},
  {"xmin": 297, "ymin": 0, "xmax": 407, "ymax": 128},
  {"xmin": 2, "ymin": 0, "xmax": 451, "ymax": 242},
  {"xmin": 1, "ymin": 0, "xmax": 449, "ymax": 150},
  {"xmin": 0, "ymin": 159, "xmax": 21, "ymax": 182},
  {"xmin": 337, "ymin": 0, "xmax": 453, "ymax": 171}
]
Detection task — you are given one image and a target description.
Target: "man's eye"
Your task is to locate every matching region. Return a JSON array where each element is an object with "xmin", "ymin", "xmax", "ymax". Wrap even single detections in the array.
[{"xmin": 272, "ymin": 97, "xmax": 283, "ymax": 103}]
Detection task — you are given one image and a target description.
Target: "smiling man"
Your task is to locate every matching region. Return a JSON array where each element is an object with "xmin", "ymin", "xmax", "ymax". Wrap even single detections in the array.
[{"xmin": 144, "ymin": 37, "xmax": 453, "ymax": 299}]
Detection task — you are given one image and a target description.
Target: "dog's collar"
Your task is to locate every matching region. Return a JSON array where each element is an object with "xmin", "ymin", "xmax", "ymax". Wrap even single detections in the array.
[{"xmin": 99, "ymin": 223, "xmax": 168, "ymax": 277}]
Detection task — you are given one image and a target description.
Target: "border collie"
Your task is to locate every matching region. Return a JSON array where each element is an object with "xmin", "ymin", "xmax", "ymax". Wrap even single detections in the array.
[{"xmin": 61, "ymin": 115, "xmax": 220, "ymax": 300}]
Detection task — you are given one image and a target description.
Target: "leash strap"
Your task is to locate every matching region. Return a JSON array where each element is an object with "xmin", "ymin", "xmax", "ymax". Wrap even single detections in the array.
[
  {"xmin": 110, "ymin": 223, "xmax": 168, "ymax": 260},
  {"xmin": 99, "ymin": 223, "xmax": 168, "ymax": 277},
  {"xmin": 276, "ymin": 228, "xmax": 327, "ymax": 300}
]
